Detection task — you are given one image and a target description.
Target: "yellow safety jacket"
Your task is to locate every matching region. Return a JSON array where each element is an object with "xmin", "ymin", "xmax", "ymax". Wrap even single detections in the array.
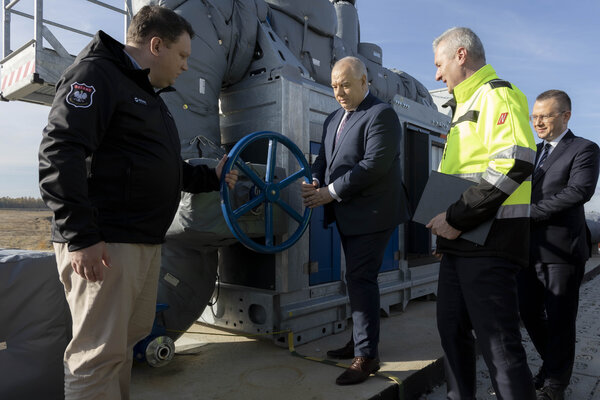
[{"xmin": 437, "ymin": 64, "xmax": 536, "ymax": 266}]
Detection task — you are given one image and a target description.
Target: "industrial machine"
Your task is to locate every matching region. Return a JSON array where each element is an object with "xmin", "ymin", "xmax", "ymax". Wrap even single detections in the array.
[{"xmin": 1, "ymin": 0, "xmax": 451, "ymax": 367}]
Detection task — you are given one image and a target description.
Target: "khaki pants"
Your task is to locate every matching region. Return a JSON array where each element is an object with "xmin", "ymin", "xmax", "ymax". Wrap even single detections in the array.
[{"xmin": 54, "ymin": 242, "xmax": 161, "ymax": 400}]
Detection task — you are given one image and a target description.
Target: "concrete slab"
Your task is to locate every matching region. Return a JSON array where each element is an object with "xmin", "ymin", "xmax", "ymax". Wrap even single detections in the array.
[
  {"xmin": 130, "ymin": 256, "xmax": 600, "ymax": 400},
  {"xmin": 131, "ymin": 298, "xmax": 441, "ymax": 400}
]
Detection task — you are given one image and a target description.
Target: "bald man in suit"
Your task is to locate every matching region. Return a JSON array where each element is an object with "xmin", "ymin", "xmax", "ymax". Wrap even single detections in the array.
[{"xmin": 302, "ymin": 56, "xmax": 410, "ymax": 385}]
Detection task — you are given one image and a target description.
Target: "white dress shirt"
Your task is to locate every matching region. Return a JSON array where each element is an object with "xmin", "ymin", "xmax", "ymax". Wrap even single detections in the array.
[{"xmin": 536, "ymin": 128, "xmax": 569, "ymax": 169}]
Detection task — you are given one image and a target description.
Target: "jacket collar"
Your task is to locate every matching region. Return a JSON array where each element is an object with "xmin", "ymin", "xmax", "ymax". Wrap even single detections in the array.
[
  {"xmin": 328, "ymin": 92, "xmax": 377, "ymax": 162},
  {"xmin": 75, "ymin": 30, "xmax": 175, "ymax": 96},
  {"xmin": 452, "ymin": 64, "xmax": 498, "ymax": 104},
  {"xmin": 356, "ymin": 91, "xmax": 376, "ymax": 112},
  {"xmin": 332, "ymin": 92, "xmax": 375, "ymax": 130},
  {"xmin": 533, "ymin": 130, "xmax": 574, "ymax": 185}
]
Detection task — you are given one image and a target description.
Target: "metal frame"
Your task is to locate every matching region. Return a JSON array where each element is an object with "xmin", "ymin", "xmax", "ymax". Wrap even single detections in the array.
[
  {"xmin": 1, "ymin": 1, "xmax": 451, "ymax": 347},
  {"xmin": 3, "ymin": 0, "xmax": 131, "ymax": 57},
  {"xmin": 1, "ymin": 0, "xmax": 132, "ymax": 103},
  {"xmin": 204, "ymin": 50, "xmax": 450, "ymax": 346}
]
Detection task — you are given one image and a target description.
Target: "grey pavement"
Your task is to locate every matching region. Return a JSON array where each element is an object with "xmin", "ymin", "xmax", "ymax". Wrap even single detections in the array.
[
  {"xmin": 130, "ymin": 256, "xmax": 600, "ymax": 400},
  {"xmin": 424, "ymin": 257, "xmax": 600, "ymax": 399}
]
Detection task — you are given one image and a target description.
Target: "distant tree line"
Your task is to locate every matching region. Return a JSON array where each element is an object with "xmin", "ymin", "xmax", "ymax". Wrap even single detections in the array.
[{"xmin": 0, "ymin": 196, "xmax": 48, "ymax": 209}]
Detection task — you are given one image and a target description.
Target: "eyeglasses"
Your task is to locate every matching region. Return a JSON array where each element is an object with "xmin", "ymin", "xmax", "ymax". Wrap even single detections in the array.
[{"xmin": 529, "ymin": 111, "xmax": 566, "ymax": 123}]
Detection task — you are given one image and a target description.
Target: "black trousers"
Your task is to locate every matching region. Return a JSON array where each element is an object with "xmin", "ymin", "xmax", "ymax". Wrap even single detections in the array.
[
  {"xmin": 339, "ymin": 227, "xmax": 394, "ymax": 359},
  {"xmin": 437, "ymin": 254, "xmax": 535, "ymax": 400},
  {"xmin": 518, "ymin": 261, "xmax": 584, "ymax": 389}
]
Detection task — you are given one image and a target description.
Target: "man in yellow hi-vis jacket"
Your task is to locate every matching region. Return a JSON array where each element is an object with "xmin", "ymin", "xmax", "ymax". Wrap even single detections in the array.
[{"xmin": 427, "ymin": 27, "xmax": 537, "ymax": 400}]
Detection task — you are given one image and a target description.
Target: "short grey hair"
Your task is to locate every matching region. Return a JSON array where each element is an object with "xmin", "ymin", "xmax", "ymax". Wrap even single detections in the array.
[
  {"xmin": 432, "ymin": 27, "xmax": 486, "ymax": 64},
  {"xmin": 333, "ymin": 56, "xmax": 368, "ymax": 80}
]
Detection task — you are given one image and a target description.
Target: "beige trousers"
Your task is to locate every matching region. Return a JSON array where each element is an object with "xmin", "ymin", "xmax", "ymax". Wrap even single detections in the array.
[{"xmin": 54, "ymin": 242, "xmax": 161, "ymax": 400}]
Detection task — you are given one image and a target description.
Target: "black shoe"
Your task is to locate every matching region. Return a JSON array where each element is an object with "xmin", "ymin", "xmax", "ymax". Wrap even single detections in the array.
[
  {"xmin": 533, "ymin": 367, "xmax": 546, "ymax": 390},
  {"xmin": 326, "ymin": 339, "xmax": 354, "ymax": 359},
  {"xmin": 335, "ymin": 356, "xmax": 380, "ymax": 385},
  {"xmin": 537, "ymin": 386, "xmax": 565, "ymax": 400}
]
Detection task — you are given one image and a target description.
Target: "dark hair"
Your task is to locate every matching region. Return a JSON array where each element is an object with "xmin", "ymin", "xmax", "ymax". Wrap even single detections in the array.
[
  {"xmin": 126, "ymin": 5, "xmax": 194, "ymax": 46},
  {"xmin": 536, "ymin": 89, "xmax": 571, "ymax": 111}
]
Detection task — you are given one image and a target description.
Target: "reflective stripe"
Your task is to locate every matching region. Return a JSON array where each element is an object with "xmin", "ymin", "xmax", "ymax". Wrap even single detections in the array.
[
  {"xmin": 490, "ymin": 145, "xmax": 536, "ymax": 164},
  {"xmin": 482, "ymin": 168, "xmax": 520, "ymax": 195},
  {"xmin": 447, "ymin": 172, "xmax": 482, "ymax": 183},
  {"xmin": 444, "ymin": 171, "xmax": 531, "ymax": 186},
  {"xmin": 450, "ymin": 84, "xmax": 487, "ymax": 127},
  {"xmin": 496, "ymin": 203, "xmax": 530, "ymax": 219},
  {"xmin": 451, "ymin": 110, "xmax": 479, "ymax": 128}
]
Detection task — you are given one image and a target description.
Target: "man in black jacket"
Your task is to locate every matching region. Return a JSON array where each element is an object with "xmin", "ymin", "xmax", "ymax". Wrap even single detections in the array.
[{"xmin": 39, "ymin": 6, "xmax": 236, "ymax": 399}]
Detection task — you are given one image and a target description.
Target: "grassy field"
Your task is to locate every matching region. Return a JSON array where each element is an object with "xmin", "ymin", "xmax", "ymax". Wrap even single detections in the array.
[{"xmin": 0, "ymin": 209, "xmax": 53, "ymax": 251}]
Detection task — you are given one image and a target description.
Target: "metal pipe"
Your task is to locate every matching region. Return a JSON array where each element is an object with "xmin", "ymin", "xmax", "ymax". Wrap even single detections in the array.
[
  {"xmin": 33, "ymin": 0, "xmax": 42, "ymax": 47},
  {"xmin": 9, "ymin": 9, "xmax": 94, "ymax": 38},
  {"xmin": 4, "ymin": 0, "xmax": 20, "ymax": 11},
  {"xmin": 2, "ymin": 0, "xmax": 11, "ymax": 57},
  {"xmin": 5, "ymin": 0, "xmax": 128, "ymax": 55},
  {"xmin": 124, "ymin": 0, "xmax": 132, "ymax": 42},
  {"xmin": 85, "ymin": 0, "xmax": 127, "ymax": 15}
]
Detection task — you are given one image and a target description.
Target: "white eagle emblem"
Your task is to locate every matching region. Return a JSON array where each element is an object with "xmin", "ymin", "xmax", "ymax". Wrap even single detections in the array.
[{"xmin": 73, "ymin": 91, "xmax": 88, "ymax": 102}]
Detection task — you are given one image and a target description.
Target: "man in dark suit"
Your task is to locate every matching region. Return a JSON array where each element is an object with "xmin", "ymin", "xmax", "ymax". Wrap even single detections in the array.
[
  {"xmin": 518, "ymin": 89, "xmax": 600, "ymax": 400},
  {"xmin": 302, "ymin": 56, "xmax": 410, "ymax": 385}
]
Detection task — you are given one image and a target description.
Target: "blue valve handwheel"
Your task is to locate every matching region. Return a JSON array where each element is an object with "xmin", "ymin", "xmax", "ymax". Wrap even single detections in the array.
[{"xmin": 220, "ymin": 131, "xmax": 312, "ymax": 253}]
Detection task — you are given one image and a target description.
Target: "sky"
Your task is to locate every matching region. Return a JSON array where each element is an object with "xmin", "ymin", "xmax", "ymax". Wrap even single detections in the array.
[{"xmin": 1, "ymin": 0, "xmax": 599, "ymax": 210}]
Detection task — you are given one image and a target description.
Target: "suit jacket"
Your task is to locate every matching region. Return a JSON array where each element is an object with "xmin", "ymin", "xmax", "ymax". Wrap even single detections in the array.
[
  {"xmin": 311, "ymin": 93, "xmax": 411, "ymax": 236},
  {"xmin": 530, "ymin": 130, "xmax": 600, "ymax": 264}
]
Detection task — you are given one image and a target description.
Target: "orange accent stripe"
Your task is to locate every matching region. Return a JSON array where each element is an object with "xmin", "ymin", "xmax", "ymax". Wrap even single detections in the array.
[
  {"xmin": 15, "ymin": 65, "xmax": 23, "ymax": 82},
  {"xmin": 7, "ymin": 70, "xmax": 15, "ymax": 87},
  {"xmin": 22, "ymin": 61, "xmax": 32, "ymax": 79},
  {"xmin": 2, "ymin": 59, "xmax": 34, "ymax": 91}
]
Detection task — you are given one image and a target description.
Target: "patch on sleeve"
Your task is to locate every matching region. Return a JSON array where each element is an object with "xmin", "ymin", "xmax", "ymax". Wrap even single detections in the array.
[
  {"xmin": 497, "ymin": 112, "xmax": 508, "ymax": 125},
  {"xmin": 66, "ymin": 82, "xmax": 96, "ymax": 108}
]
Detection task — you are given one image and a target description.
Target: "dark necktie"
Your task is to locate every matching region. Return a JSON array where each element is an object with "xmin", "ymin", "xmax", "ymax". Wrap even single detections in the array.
[
  {"xmin": 534, "ymin": 143, "xmax": 551, "ymax": 178},
  {"xmin": 335, "ymin": 111, "xmax": 353, "ymax": 146}
]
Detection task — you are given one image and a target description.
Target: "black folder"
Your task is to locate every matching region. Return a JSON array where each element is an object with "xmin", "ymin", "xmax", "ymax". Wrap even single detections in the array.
[{"xmin": 412, "ymin": 170, "xmax": 494, "ymax": 245}]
